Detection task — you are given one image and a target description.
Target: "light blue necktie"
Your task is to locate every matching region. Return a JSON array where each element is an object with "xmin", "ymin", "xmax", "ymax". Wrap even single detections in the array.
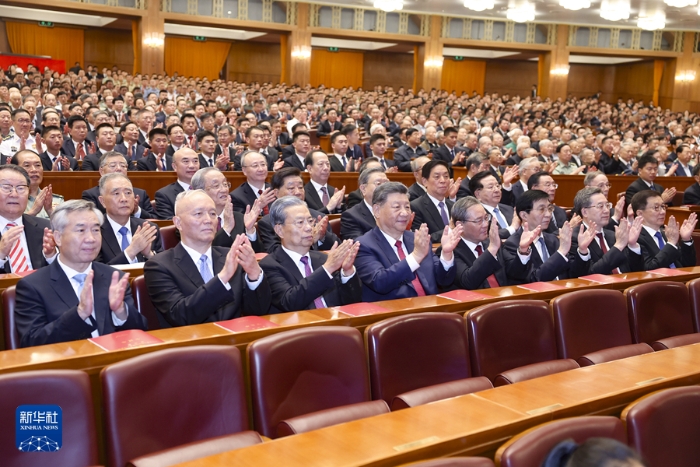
[
  {"xmin": 118, "ymin": 226, "xmax": 130, "ymax": 251},
  {"xmin": 73, "ymin": 273, "xmax": 98, "ymax": 329},
  {"xmin": 654, "ymin": 231, "xmax": 676, "ymax": 268},
  {"xmin": 199, "ymin": 254, "xmax": 214, "ymax": 282},
  {"xmin": 538, "ymin": 237, "xmax": 550, "ymax": 261},
  {"xmin": 493, "ymin": 207, "xmax": 507, "ymax": 228}
]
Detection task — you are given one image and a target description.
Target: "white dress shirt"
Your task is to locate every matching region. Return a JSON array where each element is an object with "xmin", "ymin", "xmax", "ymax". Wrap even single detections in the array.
[
  {"xmin": 379, "ymin": 230, "xmax": 454, "ymax": 272},
  {"xmin": 180, "ymin": 241, "xmax": 263, "ymax": 290}
]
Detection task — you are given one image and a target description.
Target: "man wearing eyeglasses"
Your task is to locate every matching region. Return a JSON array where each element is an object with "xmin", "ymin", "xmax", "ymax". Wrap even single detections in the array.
[
  {"xmin": 503, "ymin": 190, "xmax": 583, "ymax": 284},
  {"xmin": 259, "ymin": 196, "xmax": 362, "ymax": 313},
  {"xmin": 0, "ymin": 164, "xmax": 57, "ymax": 274},
  {"xmin": 528, "ymin": 172, "xmax": 568, "ymax": 235},
  {"xmin": 447, "ymin": 196, "xmax": 509, "ymax": 290},
  {"xmin": 470, "ymin": 171, "xmax": 519, "ymax": 240},
  {"xmin": 569, "ymin": 187, "xmax": 645, "ymax": 276},
  {"xmin": 82, "ymin": 152, "xmax": 157, "ymax": 220},
  {"xmin": 190, "ymin": 167, "xmax": 263, "ymax": 251},
  {"xmin": 631, "ymin": 190, "xmax": 696, "ymax": 270},
  {"xmin": 0, "ymin": 109, "xmax": 36, "ymax": 162},
  {"xmin": 583, "ymin": 172, "xmax": 625, "ymax": 231}
]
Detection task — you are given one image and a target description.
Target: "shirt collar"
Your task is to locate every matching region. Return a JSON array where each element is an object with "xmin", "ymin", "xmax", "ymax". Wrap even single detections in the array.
[
  {"xmin": 461, "ymin": 237, "xmax": 482, "ymax": 254},
  {"xmin": 180, "ymin": 241, "xmax": 213, "ymax": 267},
  {"xmin": 642, "ymin": 224, "xmax": 660, "ymax": 237},
  {"xmin": 281, "ymin": 245, "xmax": 310, "ymax": 265},
  {"xmin": 380, "ymin": 228, "xmax": 404, "ymax": 247},
  {"xmin": 177, "ymin": 180, "xmax": 191, "ymax": 191},
  {"xmin": 57, "ymin": 253, "xmax": 92, "ymax": 278},
  {"xmin": 309, "ymin": 179, "xmax": 327, "ymax": 193},
  {"xmin": 106, "ymin": 214, "xmax": 129, "ymax": 236}
]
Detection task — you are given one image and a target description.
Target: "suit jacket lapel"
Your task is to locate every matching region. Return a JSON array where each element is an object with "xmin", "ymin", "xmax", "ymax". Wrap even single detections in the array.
[
  {"xmin": 22, "ymin": 215, "xmax": 44, "ymax": 269},
  {"xmin": 373, "ymin": 228, "xmax": 400, "ymax": 264},
  {"xmin": 306, "ymin": 185, "xmax": 323, "ymax": 209},
  {"xmin": 92, "ymin": 264, "xmax": 110, "ymax": 335},
  {"xmin": 360, "ymin": 203, "xmax": 375, "ymax": 226},
  {"xmin": 422, "ymin": 196, "xmax": 446, "ymax": 228},
  {"xmin": 275, "ymin": 248, "xmax": 305, "ymax": 282},
  {"xmin": 49, "ymin": 260, "xmax": 79, "ymax": 309},
  {"xmin": 101, "ymin": 222, "xmax": 122, "ymax": 259},
  {"xmin": 173, "ymin": 244, "xmax": 205, "ymax": 288}
]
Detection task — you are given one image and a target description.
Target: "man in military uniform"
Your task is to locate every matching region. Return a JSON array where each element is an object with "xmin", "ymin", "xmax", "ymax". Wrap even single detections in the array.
[
  {"xmin": 0, "ymin": 109, "xmax": 36, "ymax": 163},
  {"xmin": 12, "ymin": 150, "xmax": 63, "ymax": 219}
]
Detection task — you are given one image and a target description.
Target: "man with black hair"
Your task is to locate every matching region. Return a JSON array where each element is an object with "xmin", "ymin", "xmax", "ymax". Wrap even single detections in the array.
[
  {"xmin": 304, "ymin": 150, "xmax": 345, "ymax": 214},
  {"xmin": 137, "ymin": 128, "xmax": 173, "ymax": 171},
  {"xmin": 0, "ymin": 109, "xmax": 36, "ymax": 161},
  {"xmin": 528, "ymin": 172, "xmax": 568, "ymax": 234},
  {"xmin": 432, "ymin": 127, "xmax": 466, "ymax": 171},
  {"xmin": 196, "ymin": 130, "xmax": 228, "ymax": 170},
  {"xmin": 624, "ymin": 154, "xmax": 676, "ymax": 207},
  {"xmin": 81, "ymin": 123, "xmax": 118, "ymax": 171},
  {"xmin": 411, "ymin": 160, "xmax": 456, "ymax": 243},
  {"xmin": 39, "ymin": 126, "xmax": 78, "ymax": 171},
  {"xmin": 393, "ymin": 128, "xmax": 427, "ymax": 172},
  {"xmin": 470, "ymin": 171, "xmax": 518, "ymax": 240},
  {"xmin": 114, "ymin": 121, "xmax": 146, "ymax": 164},
  {"xmin": 282, "ymin": 131, "xmax": 311, "ymax": 170}
]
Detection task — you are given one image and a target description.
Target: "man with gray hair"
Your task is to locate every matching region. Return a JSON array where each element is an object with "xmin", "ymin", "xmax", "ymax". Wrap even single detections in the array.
[
  {"xmin": 354, "ymin": 182, "xmax": 462, "ymax": 301},
  {"xmin": 144, "ymin": 190, "xmax": 271, "ymax": 327},
  {"xmin": 340, "ymin": 167, "xmax": 389, "ymax": 240},
  {"xmin": 15, "ymin": 199, "xmax": 146, "ymax": 347},
  {"xmin": 408, "ymin": 156, "xmax": 430, "ymax": 201},
  {"xmin": 96, "ymin": 173, "xmax": 162, "ymax": 265},
  {"xmin": 513, "ymin": 156, "xmax": 540, "ymax": 202},
  {"xmin": 259, "ymin": 196, "xmax": 362, "ymax": 313}
]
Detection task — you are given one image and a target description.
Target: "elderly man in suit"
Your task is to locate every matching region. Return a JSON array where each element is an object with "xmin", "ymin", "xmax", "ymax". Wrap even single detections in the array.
[
  {"xmin": 410, "ymin": 160, "xmax": 458, "ymax": 243},
  {"xmin": 631, "ymin": 189, "xmax": 696, "ymax": 270},
  {"xmin": 354, "ymin": 182, "xmax": 462, "ymax": 302},
  {"xmin": 15, "ymin": 199, "xmax": 147, "ymax": 347},
  {"xmin": 447, "ymin": 196, "xmax": 509, "ymax": 290},
  {"xmin": 155, "ymin": 148, "xmax": 200, "ymax": 219},
  {"xmin": 144, "ymin": 190, "xmax": 271, "ymax": 327},
  {"xmin": 95, "ymin": 173, "xmax": 162, "ymax": 265},
  {"xmin": 470, "ymin": 171, "xmax": 519, "ymax": 240},
  {"xmin": 259, "ymin": 196, "xmax": 362, "ymax": 313},
  {"xmin": 304, "ymin": 150, "xmax": 346, "ymax": 214},
  {"xmin": 229, "ymin": 151, "xmax": 276, "ymax": 214},
  {"xmin": 82, "ymin": 151, "xmax": 157, "ymax": 219},
  {"xmin": 625, "ymin": 154, "xmax": 676, "ymax": 207},
  {"xmin": 340, "ymin": 167, "xmax": 388, "ymax": 240},
  {"xmin": 568, "ymin": 187, "xmax": 645, "ymax": 277},
  {"xmin": 0, "ymin": 164, "xmax": 57, "ymax": 274}
]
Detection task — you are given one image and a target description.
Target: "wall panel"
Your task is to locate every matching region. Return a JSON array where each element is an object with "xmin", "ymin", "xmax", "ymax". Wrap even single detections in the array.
[
  {"xmin": 84, "ymin": 28, "xmax": 133, "ymax": 74},
  {"xmin": 363, "ymin": 51, "xmax": 413, "ymax": 90},
  {"xmin": 0, "ymin": 20, "xmax": 10, "ymax": 54},
  {"xmin": 484, "ymin": 60, "xmax": 537, "ymax": 97},
  {"xmin": 226, "ymin": 41, "xmax": 280, "ymax": 84},
  {"xmin": 568, "ymin": 64, "xmax": 612, "ymax": 100},
  {"xmin": 310, "ymin": 49, "xmax": 363, "ymax": 89},
  {"xmin": 441, "ymin": 58, "xmax": 485, "ymax": 95},
  {"xmin": 613, "ymin": 60, "xmax": 654, "ymax": 102}
]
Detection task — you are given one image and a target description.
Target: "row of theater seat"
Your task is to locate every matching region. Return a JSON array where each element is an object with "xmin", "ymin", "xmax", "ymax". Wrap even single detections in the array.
[
  {"xmin": 4, "ymin": 279, "xmax": 700, "ymax": 467},
  {"xmin": 406, "ymin": 385, "xmax": 700, "ymax": 467}
]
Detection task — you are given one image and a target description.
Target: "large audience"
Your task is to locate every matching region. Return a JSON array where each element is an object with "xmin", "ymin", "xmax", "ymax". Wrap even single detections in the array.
[{"xmin": 0, "ymin": 63, "xmax": 699, "ymax": 348}]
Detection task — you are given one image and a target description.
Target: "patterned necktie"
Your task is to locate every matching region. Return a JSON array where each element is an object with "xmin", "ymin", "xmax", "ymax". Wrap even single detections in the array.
[
  {"xmin": 160, "ymin": 156, "xmax": 167, "ymax": 171},
  {"xmin": 300, "ymin": 256, "xmax": 325, "ymax": 309},
  {"xmin": 77, "ymin": 143, "xmax": 85, "ymax": 160},
  {"xmin": 5, "ymin": 223, "xmax": 31, "ymax": 273},
  {"xmin": 438, "ymin": 201, "xmax": 449, "ymax": 226},
  {"xmin": 118, "ymin": 226, "xmax": 130, "ymax": 251},
  {"xmin": 655, "ymin": 231, "xmax": 676, "ymax": 268},
  {"xmin": 493, "ymin": 207, "xmax": 507, "ymax": 229},
  {"xmin": 198, "ymin": 254, "xmax": 213, "ymax": 283},
  {"xmin": 596, "ymin": 232, "xmax": 621, "ymax": 274},
  {"xmin": 475, "ymin": 244, "xmax": 500, "ymax": 288},
  {"xmin": 538, "ymin": 237, "xmax": 550, "ymax": 261},
  {"xmin": 394, "ymin": 240, "xmax": 426, "ymax": 296},
  {"xmin": 258, "ymin": 189, "xmax": 269, "ymax": 215},
  {"xmin": 320, "ymin": 186, "xmax": 330, "ymax": 206},
  {"xmin": 217, "ymin": 217, "xmax": 222, "ymax": 231}
]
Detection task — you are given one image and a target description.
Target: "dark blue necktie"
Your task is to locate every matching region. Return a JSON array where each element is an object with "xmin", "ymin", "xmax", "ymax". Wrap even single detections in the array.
[{"xmin": 655, "ymin": 231, "xmax": 676, "ymax": 268}]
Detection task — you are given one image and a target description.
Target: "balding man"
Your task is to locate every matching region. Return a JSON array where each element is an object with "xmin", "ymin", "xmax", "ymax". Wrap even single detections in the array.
[
  {"xmin": 229, "ymin": 151, "xmax": 276, "ymax": 214},
  {"xmin": 144, "ymin": 190, "xmax": 271, "ymax": 327}
]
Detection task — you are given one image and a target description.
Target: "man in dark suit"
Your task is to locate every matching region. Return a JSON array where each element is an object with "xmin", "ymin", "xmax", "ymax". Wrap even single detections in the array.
[
  {"xmin": 329, "ymin": 132, "xmax": 350, "ymax": 172},
  {"xmin": 82, "ymin": 152, "xmax": 157, "ymax": 219},
  {"xmin": 257, "ymin": 168, "xmax": 339, "ymax": 252},
  {"xmin": 81, "ymin": 123, "xmax": 119, "ymax": 171},
  {"xmin": 259, "ymin": 196, "xmax": 362, "ymax": 313},
  {"xmin": 431, "ymin": 127, "xmax": 466, "ymax": 176},
  {"xmin": 470, "ymin": 171, "xmax": 518, "ymax": 239},
  {"xmin": 512, "ymin": 157, "xmax": 540, "ymax": 202},
  {"xmin": 486, "ymin": 147, "xmax": 506, "ymax": 183},
  {"xmin": 393, "ymin": 128, "xmax": 427, "ymax": 172},
  {"xmin": 528, "ymin": 172, "xmax": 567, "ymax": 234},
  {"xmin": 447, "ymin": 196, "xmax": 509, "ymax": 290},
  {"xmin": 503, "ymin": 190, "xmax": 584, "ymax": 284},
  {"xmin": 165, "ymin": 123, "xmax": 188, "ymax": 158},
  {"xmin": 60, "ymin": 115, "xmax": 92, "ymax": 160},
  {"xmin": 683, "ymin": 165, "xmax": 700, "ymax": 205},
  {"xmin": 631, "ymin": 190, "xmax": 696, "ymax": 270},
  {"xmin": 40, "ymin": 126, "xmax": 79, "ymax": 171},
  {"xmin": 625, "ymin": 154, "xmax": 676, "ymax": 207},
  {"xmin": 346, "ymin": 158, "xmax": 384, "ymax": 209},
  {"xmin": 282, "ymin": 131, "xmax": 311, "ymax": 171},
  {"xmin": 411, "ymin": 160, "xmax": 455, "ymax": 243},
  {"xmin": 144, "ymin": 190, "xmax": 271, "ymax": 327},
  {"xmin": 15, "ymin": 199, "xmax": 147, "ymax": 347},
  {"xmin": 229, "ymin": 151, "xmax": 275, "ymax": 214},
  {"xmin": 368, "ymin": 134, "xmax": 397, "ymax": 171},
  {"xmin": 355, "ymin": 182, "xmax": 461, "ymax": 302},
  {"xmin": 456, "ymin": 153, "xmax": 487, "ymax": 199},
  {"xmin": 155, "ymin": 148, "xmax": 200, "ymax": 219},
  {"xmin": 0, "ymin": 164, "xmax": 56, "ymax": 274},
  {"xmin": 233, "ymin": 126, "xmax": 275, "ymax": 171},
  {"xmin": 408, "ymin": 156, "xmax": 430, "ymax": 201},
  {"xmin": 569, "ymin": 187, "xmax": 645, "ymax": 276},
  {"xmin": 136, "ymin": 128, "xmax": 173, "ymax": 172},
  {"xmin": 214, "ymin": 125, "xmax": 238, "ymax": 164},
  {"xmin": 317, "ymin": 109, "xmax": 342, "ymax": 136},
  {"xmin": 114, "ymin": 121, "xmax": 146, "ymax": 166},
  {"xmin": 340, "ymin": 167, "xmax": 388, "ymax": 240},
  {"xmin": 341, "ymin": 124, "xmax": 364, "ymax": 162},
  {"xmin": 196, "ymin": 130, "xmax": 229, "ymax": 170},
  {"xmin": 190, "ymin": 167, "xmax": 264, "ymax": 251},
  {"xmin": 304, "ymin": 150, "xmax": 345, "ymax": 214},
  {"xmin": 95, "ymin": 173, "xmax": 163, "ymax": 265}
]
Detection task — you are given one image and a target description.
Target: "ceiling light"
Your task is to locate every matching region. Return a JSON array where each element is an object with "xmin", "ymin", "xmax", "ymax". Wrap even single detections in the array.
[
  {"xmin": 664, "ymin": 0, "xmax": 696, "ymax": 7},
  {"xmin": 637, "ymin": 11, "xmax": 665, "ymax": 30},
  {"xmin": 506, "ymin": 0, "xmax": 535, "ymax": 22},
  {"xmin": 374, "ymin": 0, "xmax": 403, "ymax": 12},
  {"xmin": 464, "ymin": 0, "xmax": 495, "ymax": 12},
  {"xmin": 560, "ymin": 0, "xmax": 591, "ymax": 10},
  {"xmin": 600, "ymin": 0, "xmax": 630, "ymax": 21}
]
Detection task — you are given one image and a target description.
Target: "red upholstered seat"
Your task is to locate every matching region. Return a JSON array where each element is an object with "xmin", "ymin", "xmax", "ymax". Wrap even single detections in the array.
[
  {"xmin": 2, "ymin": 286, "xmax": 19, "ymax": 350},
  {"xmin": 126, "ymin": 431, "xmax": 263, "ymax": 467},
  {"xmin": 400, "ymin": 457, "xmax": 495, "ymax": 466},
  {"xmin": 329, "ymin": 218, "xmax": 341, "ymax": 237},
  {"xmin": 101, "ymin": 346, "xmax": 248, "ymax": 467},
  {"xmin": 131, "ymin": 275, "xmax": 160, "ymax": 331},
  {"xmin": 365, "ymin": 313, "xmax": 474, "ymax": 404},
  {"xmin": 248, "ymin": 326, "xmax": 371, "ymax": 438},
  {"xmin": 0, "ymin": 370, "xmax": 98, "ymax": 467},
  {"xmin": 466, "ymin": 300, "xmax": 578, "ymax": 386},
  {"xmin": 496, "ymin": 416, "xmax": 626, "ymax": 467},
  {"xmin": 551, "ymin": 289, "xmax": 653, "ymax": 366},
  {"xmin": 159, "ymin": 225, "xmax": 179, "ymax": 250},
  {"xmin": 391, "ymin": 377, "xmax": 493, "ymax": 411},
  {"xmin": 277, "ymin": 400, "xmax": 389, "ymax": 437},
  {"xmin": 625, "ymin": 281, "xmax": 700, "ymax": 350},
  {"xmin": 685, "ymin": 277, "xmax": 700, "ymax": 332},
  {"xmin": 622, "ymin": 386, "xmax": 700, "ymax": 467}
]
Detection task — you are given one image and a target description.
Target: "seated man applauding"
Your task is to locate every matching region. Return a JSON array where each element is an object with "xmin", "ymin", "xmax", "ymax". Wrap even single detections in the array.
[
  {"xmin": 15, "ymin": 200, "xmax": 147, "ymax": 347},
  {"xmin": 355, "ymin": 182, "xmax": 461, "ymax": 301},
  {"xmin": 144, "ymin": 190, "xmax": 271, "ymax": 327},
  {"xmin": 259, "ymin": 196, "xmax": 363, "ymax": 313}
]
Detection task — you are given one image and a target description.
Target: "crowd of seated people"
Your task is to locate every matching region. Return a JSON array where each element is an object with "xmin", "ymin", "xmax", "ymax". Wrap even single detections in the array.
[{"xmin": 0, "ymin": 63, "xmax": 699, "ymax": 348}]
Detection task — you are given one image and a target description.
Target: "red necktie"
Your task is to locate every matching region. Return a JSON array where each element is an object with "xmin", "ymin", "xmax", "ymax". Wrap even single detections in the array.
[
  {"xmin": 394, "ymin": 240, "xmax": 426, "ymax": 296},
  {"xmin": 217, "ymin": 217, "xmax": 222, "ymax": 231},
  {"xmin": 223, "ymin": 146, "xmax": 229, "ymax": 159},
  {"xmin": 475, "ymin": 244, "xmax": 500, "ymax": 288},
  {"xmin": 258, "ymin": 190, "xmax": 269, "ymax": 215},
  {"xmin": 596, "ymin": 232, "xmax": 621, "ymax": 275},
  {"xmin": 76, "ymin": 143, "xmax": 85, "ymax": 161},
  {"xmin": 6, "ymin": 223, "xmax": 31, "ymax": 273}
]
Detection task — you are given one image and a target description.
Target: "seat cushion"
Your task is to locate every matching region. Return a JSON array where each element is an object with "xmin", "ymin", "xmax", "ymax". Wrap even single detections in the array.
[
  {"xmin": 277, "ymin": 400, "xmax": 389, "ymax": 437},
  {"xmin": 391, "ymin": 377, "xmax": 493, "ymax": 411},
  {"xmin": 652, "ymin": 333, "xmax": 700, "ymax": 351},
  {"xmin": 494, "ymin": 359, "xmax": 579, "ymax": 386},
  {"xmin": 577, "ymin": 343, "xmax": 654, "ymax": 367}
]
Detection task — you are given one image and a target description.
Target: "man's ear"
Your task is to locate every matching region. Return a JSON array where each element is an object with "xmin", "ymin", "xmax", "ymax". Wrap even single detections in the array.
[
  {"xmin": 98, "ymin": 195, "xmax": 106, "ymax": 208},
  {"xmin": 273, "ymin": 224, "xmax": 284, "ymax": 239}
]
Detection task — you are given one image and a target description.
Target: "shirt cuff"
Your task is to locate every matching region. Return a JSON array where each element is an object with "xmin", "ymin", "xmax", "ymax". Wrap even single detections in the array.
[
  {"xmin": 245, "ymin": 269, "xmax": 264, "ymax": 290},
  {"xmin": 405, "ymin": 253, "xmax": 420, "ymax": 272},
  {"xmin": 246, "ymin": 228, "xmax": 257, "ymax": 241},
  {"xmin": 111, "ymin": 312, "xmax": 127, "ymax": 327},
  {"xmin": 628, "ymin": 244, "xmax": 642, "ymax": 255},
  {"xmin": 43, "ymin": 250, "xmax": 58, "ymax": 264},
  {"xmin": 439, "ymin": 254, "xmax": 454, "ymax": 270},
  {"xmin": 340, "ymin": 266, "xmax": 356, "ymax": 283},
  {"xmin": 517, "ymin": 250, "xmax": 531, "ymax": 264},
  {"xmin": 578, "ymin": 249, "xmax": 591, "ymax": 260},
  {"xmin": 507, "ymin": 226, "xmax": 515, "ymax": 235},
  {"xmin": 502, "ymin": 185, "xmax": 512, "ymax": 192},
  {"xmin": 668, "ymin": 243, "xmax": 678, "ymax": 250},
  {"xmin": 219, "ymin": 276, "xmax": 232, "ymax": 291}
]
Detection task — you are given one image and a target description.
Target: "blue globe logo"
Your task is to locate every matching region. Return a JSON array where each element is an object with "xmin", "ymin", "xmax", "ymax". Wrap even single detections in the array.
[{"xmin": 17, "ymin": 436, "xmax": 60, "ymax": 452}]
